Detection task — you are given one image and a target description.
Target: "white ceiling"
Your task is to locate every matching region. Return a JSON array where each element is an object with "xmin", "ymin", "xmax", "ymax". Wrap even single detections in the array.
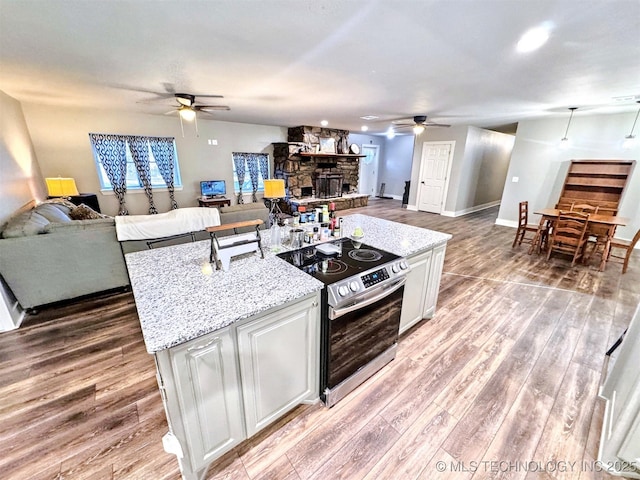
[{"xmin": 1, "ymin": 0, "xmax": 639, "ymax": 135}]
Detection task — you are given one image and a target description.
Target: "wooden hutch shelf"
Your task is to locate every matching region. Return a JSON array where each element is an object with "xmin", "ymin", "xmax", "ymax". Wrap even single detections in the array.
[{"xmin": 557, "ymin": 159, "xmax": 636, "ymax": 214}]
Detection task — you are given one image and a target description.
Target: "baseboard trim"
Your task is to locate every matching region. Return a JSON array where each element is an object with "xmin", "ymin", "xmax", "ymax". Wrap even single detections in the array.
[
  {"xmin": 495, "ymin": 218, "xmax": 518, "ymax": 228},
  {"xmin": 406, "ymin": 204, "xmax": 418, "ymax": 212},
  {"xmin": 440, "ymin": 200, "xmax": 501, "ymax": 218}
]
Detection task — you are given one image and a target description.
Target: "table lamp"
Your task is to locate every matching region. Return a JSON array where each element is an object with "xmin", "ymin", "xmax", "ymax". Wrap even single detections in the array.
[
  {"xmin": 263, "ymin": 179, "xmax": 286, "ymax": 227},
  {"xmin": 45, "ymin": 177, "xmax": 79, "ymax": 197}
]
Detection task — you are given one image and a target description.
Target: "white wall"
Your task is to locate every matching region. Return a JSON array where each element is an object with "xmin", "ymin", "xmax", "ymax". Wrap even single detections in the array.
[
  {"xmin": 0, "ymin": 90, "xmax": 40, "ymax": 330},
  {"xmin": 379, "ymin": 135, "xmax": 414, "ymax": 198},
  {"xmin": 0, "ymin": 91, "xmax": 46, "ymax": 224},
  {"xmin": 21, "ymin": 103, "xmax": 287, "ymax": 216},
  {"xmin": 349, "ymin": 133, "xmax": 415, "ymax": 199},
  {"xmin": 452, "ymin": 126, "xmax": 514, "ymax": 215},
  {"xmin": 408, "ymin": 126, "xmax": 514, "ymax": 215},
  {"xmin": 497, "ymin": 111, "xmax": 640, "ymax": 240}
]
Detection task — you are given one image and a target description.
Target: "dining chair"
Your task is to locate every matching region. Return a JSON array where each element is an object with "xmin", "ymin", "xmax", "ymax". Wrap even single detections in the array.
[
  {"xmin": 608, "ymin": 228, "xmax": 640, "ymax": 274},
  {"xmin": 512, "ymin": 201, "xmax": 544, "ymax": 249},
  {"xmin": 546, "ymin": 210, "xmax": 591, "ymax": 267}
]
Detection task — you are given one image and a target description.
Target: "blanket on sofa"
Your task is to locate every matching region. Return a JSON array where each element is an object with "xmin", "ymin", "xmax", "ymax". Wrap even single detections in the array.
[{"xmin": 115, "ymin": 207, "xmax": 221, "ymax": 241}]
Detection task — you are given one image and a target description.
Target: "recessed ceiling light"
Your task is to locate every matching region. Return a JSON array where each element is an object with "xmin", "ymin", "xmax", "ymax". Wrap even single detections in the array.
[
  {"xmin": 361, "ymin": 126, "xmax": 369, "ymax": 132},
  {"xmin": 360, "ymin": 115, "xmax": 379, "ymax": 121},
  {"xmin": 320, "ymin": 120, "xmax": 329, "ymax": 127},
  {"xmin": 517, "ymin": 25, "xmax": 550, "ymax": 53}
]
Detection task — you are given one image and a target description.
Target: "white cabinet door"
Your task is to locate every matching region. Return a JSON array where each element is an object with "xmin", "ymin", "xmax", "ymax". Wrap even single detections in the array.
[
  {"xmin": 236, "ymin": 292, "xmax": 320, "ymax": 436},
  {"xmin": 423, "ymin": 243, "xmax": 446, "ymax": 319},
  {"xmin": 399, "ymin": 249, "xmax": 433, "ymax": 335},
  {"xmin": 158, "ymin": 327, "xmax": 245, "ymax": 479}
]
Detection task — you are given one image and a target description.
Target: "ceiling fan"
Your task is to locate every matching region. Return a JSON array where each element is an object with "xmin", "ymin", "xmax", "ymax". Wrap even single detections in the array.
[
  {"xmin": 154, "ymin": 92, "xmax": 230, "ymax": 137},
  {"xmin": 164, "ymin": 93, "xmax": 230, "ymax": 121},
  {"xmin": 392, "ymin": 115, "xmax": 451, "ymax": 134}
]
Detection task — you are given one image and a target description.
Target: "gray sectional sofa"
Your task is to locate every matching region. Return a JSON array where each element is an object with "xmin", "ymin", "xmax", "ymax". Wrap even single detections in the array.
[{"xmin": 0, "ymin": 200, "xmax": 269, "ymax": 310}]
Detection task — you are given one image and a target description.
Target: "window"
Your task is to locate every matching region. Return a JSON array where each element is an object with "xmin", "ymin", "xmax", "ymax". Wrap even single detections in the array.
[
  {"xmin": 231, "ymin": 153, "xmax": 269, "ymax": 193},
  {"xmin": 92, "ymin": 137, "xmax": 182, "ymax": 190}
]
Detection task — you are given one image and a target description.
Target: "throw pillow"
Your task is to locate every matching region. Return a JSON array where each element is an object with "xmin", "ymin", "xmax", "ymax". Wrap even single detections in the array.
[
  {"xmin": 34, "ymin": 203, "xmax": 73, "ymax": 223},
  {"xmin": 1, "ymin": 211, "xmax": 50, "ymax": 238},
  {"xmin": 69, "ymin": 203, "xmax": 107, "ymax": 220},
  {"xmin": 40, "ymin": 198, "xmax": 77, "ymax": 216}
]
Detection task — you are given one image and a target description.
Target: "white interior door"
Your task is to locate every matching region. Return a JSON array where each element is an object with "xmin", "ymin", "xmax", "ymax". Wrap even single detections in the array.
[
  {"xmin": 359, "ymin": 145, "xmax": 379, "ymax": 196},
  {"xmin": 417, "ymin": 142, "xmax": 453, "ymax": 213}
]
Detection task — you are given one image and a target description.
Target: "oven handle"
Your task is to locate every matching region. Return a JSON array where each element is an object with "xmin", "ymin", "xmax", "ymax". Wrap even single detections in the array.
[{"xmin": 329, "ymin": 277, "xmax": 406, "ymax": 320}]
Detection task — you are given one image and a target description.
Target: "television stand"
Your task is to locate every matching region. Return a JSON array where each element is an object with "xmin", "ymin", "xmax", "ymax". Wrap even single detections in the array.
[{"xmin": 198, "ymin": 197, "xmax": 231, "ymax": 208}]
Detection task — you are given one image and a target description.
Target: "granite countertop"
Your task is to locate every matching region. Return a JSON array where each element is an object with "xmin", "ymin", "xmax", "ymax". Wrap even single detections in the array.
[
  {"xmin": 126, "ymin": 239, "xmax": 324, "ymax": 353},
  {"xmin": 126, "ymin": 213, "xmax": 451, "ymax": 353},
  {"xmin": 340, "ymin": 214, "xmax": 452, "ymax": 257}
]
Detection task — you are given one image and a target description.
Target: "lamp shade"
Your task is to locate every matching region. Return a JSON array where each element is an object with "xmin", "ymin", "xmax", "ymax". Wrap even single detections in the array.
[
  {"xmin": 46, "ymin": 177, "xmax": 79, "ymax": 197},
  {"xmin": 263, "ymin": 179, "xmax": 285, "ymax": 199}
]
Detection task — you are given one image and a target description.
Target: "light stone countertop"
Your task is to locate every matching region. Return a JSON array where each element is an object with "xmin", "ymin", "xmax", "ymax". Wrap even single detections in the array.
[
  {"xmin": 126, "ymin": 213, "xmax": 451, "ymax": 353},
  {"xmin": 340, "ymin": 214, "xmax": 452, "ymax": 257},
  {"xmin": 126, "ymin": 239, "xmax": 324, "ymax": 353}
]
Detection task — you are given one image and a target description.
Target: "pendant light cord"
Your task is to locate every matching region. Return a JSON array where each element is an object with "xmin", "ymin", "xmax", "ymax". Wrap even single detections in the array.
[
  {"xmin": 562, "ymin": 107, "xmax": 577, "ymax": 139},
  {"xmin": 626, "ymin": 103, "xmax": 640, "ymax": 138}
]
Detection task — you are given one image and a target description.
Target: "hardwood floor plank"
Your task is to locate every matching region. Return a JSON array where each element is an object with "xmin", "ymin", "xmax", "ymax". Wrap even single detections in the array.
[
  {"xmin": 417, "ymin": 447, "xmax": 474, "ymax": 480},
  {"xmin": 252, "ymin": 455, "xmax": 300, "ymax": 480},
  {"xmin": 285, "ymin": 357, "xmax": 422, "ymax": 479},
  {"xmin": 479, "ymin": 386, "xmax": 556, "ymax": 480},
  {"xmin": 440, "ymin": 289, "xmax": 573, "ymax": 462},
  {"xmin": 527, "ymin": 361, "xmax": 601, "ymax": 480},
  {"xmin": 307, "ymin": 415, "xmax": 399, "ymax": 480},
  {"xmin": 433, "ymin": 331, "xmax": 516, "ymax": 420},
  {"xmin": 362, "ymin": 402, "xmax": 455, "ymax": 480}
]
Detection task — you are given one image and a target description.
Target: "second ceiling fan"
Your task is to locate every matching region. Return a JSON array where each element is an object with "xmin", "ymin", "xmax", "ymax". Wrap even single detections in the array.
[{"xmin": 392, "ymin": 115, "xmax": 450, "ymax": 134}]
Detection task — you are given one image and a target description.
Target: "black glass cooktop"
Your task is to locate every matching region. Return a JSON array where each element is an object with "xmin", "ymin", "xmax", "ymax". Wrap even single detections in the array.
[{"xmin": 277, "ymin": 237, "xmax": 400, "ymax": 285}]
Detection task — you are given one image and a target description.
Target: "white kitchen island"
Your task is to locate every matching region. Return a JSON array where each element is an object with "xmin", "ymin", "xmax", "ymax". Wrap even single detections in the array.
[{"xmin": 125, "ymin": 214, "xmax": 451, "ymax": 480}]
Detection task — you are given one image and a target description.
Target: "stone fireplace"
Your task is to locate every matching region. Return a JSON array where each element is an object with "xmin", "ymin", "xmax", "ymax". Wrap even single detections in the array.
[
  {"xmin": 273, "ymin": 126, "xmax": 361, "ymax": 197},
  {"xmin": 272, "ymin": 126, "xmax": 370, "ymax": 212}
]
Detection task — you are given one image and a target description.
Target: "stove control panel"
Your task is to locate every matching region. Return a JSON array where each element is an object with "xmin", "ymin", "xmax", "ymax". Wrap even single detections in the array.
[
  {"xmin": 328, "ymin": 259, "xmax": 408, "ymax": 307},
  {"xmin": 362, "ymin": 268, "xmax": 390, "ymax": 288}
]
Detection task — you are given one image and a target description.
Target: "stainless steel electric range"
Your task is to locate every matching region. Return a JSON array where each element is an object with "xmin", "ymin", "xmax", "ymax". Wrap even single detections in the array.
[{"xmin": 277, "ymin": 237, "xmax": 408, "ymax": 407}]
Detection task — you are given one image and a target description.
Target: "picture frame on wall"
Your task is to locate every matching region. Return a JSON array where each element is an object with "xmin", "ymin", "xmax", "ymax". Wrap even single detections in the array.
[{"xmin": 319, "ymin": 137, "xmax": 336, "ymax": 154}]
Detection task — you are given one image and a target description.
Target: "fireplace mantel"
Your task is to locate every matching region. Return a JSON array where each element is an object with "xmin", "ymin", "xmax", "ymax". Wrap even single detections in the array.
[{"xmin": 297, "ymin": 152, "xmax": 365, "ymax": 160}]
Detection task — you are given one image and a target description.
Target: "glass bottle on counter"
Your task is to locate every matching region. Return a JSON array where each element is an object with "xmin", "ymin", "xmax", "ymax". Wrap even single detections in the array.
[
  {"xmin": 270, "ymin": 221, "xmax": 281, "ymax": 251},
  {"xmin": 292, "ymin": 211, "xmax": 300, "ymax": 227}
]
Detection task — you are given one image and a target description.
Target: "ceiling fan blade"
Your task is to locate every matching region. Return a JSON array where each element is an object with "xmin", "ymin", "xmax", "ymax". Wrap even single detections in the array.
[
  {"xmin": 196, "ymin": 105, "xmax": 231, "ymax": 111},
  {"xmin": 195, "ymin": 94, "xmax": 224, "ymax": 98},
  {"xmin": 423, "ymin": 122, "xmax": 451, "ymax": 127}
]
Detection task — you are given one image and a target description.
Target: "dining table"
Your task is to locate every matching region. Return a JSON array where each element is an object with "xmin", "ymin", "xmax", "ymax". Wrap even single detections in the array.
[{"xmin": 529, "ymin": 208, "xmax": 629, "ymax": 271}]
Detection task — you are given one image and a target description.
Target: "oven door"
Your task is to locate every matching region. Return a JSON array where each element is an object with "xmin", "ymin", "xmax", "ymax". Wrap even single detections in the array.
[{"xmin": 326, "ymin": 277, "xmax": 405, "ymax": 390}]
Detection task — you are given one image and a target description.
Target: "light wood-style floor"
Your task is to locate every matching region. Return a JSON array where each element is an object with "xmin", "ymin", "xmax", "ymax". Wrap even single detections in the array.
[{"xmin": 1, "ymin": 200, "xmax": 638, "ymax": 480}]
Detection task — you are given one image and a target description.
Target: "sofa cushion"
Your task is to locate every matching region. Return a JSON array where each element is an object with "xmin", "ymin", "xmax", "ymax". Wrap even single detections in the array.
[
  {"xmin": 69, "ymin": 203, "xmax": 107, "ymax": 220},
  {"xmin": 1, "ymin": 211, "xmax": 50, "ymax": 238},
  {"xmin": 44, "ymin": 217, "xmax": 115, "ymax": 233},
  {"xmin": 34, "ymin": 203, "xmax": 73, "ymax": 223}
]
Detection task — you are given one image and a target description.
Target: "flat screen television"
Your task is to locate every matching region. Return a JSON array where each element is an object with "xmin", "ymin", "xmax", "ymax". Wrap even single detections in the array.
[{"xmin": 200, "ymin": 180, "xmax": 226, "ymax": 197}]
